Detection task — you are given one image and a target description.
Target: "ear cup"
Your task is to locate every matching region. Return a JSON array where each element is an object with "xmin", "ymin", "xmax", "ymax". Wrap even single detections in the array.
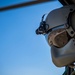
[
  {"xmin": 71, "ymin": 11, "xmax": 75, "ymax": 31},
  {"xmin": 67, "ymin": 10, "xmax": 75, "ymax": 31}
]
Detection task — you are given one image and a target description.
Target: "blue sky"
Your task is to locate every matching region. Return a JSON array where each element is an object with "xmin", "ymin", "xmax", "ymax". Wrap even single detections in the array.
[{"xmin": 0, "ymin": 0, "xmax": 65, "ymax": 75}]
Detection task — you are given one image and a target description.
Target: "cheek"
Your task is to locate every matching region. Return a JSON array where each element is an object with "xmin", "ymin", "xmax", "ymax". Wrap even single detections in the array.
[
  {"xmin": 48, "ymin": 33, "xmax": 57, "ymax": 46},
  {"xmin": 48, "ymin": 30, "xmax": 68, "ymax": 48},
  {"xmin": 54, "ymin": 31, "xmax": 68, "ymax": 47}
]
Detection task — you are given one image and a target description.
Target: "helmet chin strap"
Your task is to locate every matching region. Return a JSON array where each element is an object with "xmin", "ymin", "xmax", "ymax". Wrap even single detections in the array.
[{"xmin": 65, "ymin": 26, "xmax": 75, "ymax": 37}]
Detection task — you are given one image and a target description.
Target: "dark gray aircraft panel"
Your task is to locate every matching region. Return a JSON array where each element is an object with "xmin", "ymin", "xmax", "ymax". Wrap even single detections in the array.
[{"xmin": 59, "ymin": 0, "xmax": 75, "ymax": 5}]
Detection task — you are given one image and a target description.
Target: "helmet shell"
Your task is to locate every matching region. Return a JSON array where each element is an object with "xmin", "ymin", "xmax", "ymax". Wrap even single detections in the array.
[
  {"xmin": 45, "ymin": 5, "xmax": 75, "ymax": 67},
  {"xmin": 45, "ymin": 5, "xmax": 75, "ymax": 30}
]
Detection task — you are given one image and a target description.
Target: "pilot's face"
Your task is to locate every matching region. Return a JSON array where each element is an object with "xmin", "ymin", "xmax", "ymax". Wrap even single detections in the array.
[{"xmin": 45, "ymin": 25, "xmax": 71, "ymax": 48}]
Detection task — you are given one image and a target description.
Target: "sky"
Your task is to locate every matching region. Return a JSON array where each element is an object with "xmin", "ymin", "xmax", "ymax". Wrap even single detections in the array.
[{"xmin": 0, "ymin": 0, "xmax": 65, "ymax": 75}]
